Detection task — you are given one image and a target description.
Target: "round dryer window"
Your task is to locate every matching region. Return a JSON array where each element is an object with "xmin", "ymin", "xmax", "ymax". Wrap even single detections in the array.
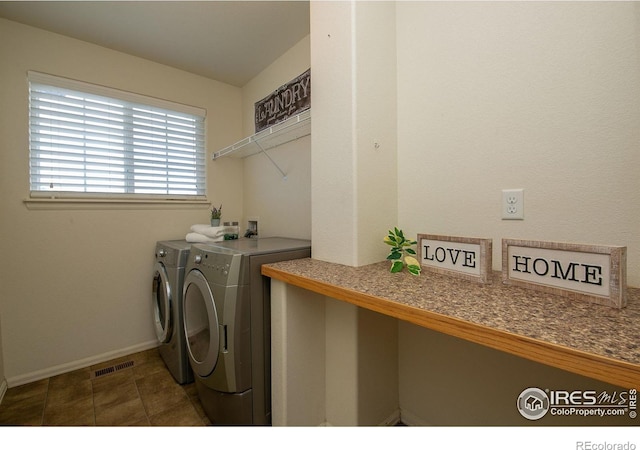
[
  {"xmin": 152, "ymin": 262, "xmax": 172, "ymax": 343},
  {"xmin": 183, "ymin": 269, "xmax": 220, "ymax": 377}
]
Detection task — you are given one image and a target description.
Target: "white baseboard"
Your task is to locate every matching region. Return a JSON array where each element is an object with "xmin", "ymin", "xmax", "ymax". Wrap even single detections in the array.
[
  {"xmin": 380, "ymin": 408, "xmax": 402, "ymax": 426},
  {"xmin": 0, "ymin": 379, "xmax": 7, "ymax": 405},
  {"xmin": 318, "ymin": 409, "xmax": 401, "ymax": 427},
  {"xmin": 5, "ymin": 340, "xmax": 158, "ymax": 388},
  {"xmin": 399, "ymin": 408, "xmax": 431, "ymax": 426}
]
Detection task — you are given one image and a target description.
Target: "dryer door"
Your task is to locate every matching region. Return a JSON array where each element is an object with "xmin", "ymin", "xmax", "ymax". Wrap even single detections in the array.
[
  {"xmin": 183, "ymin": 269, "xmax": 220, "ymax": 377},
  {"xmin": 152, "ymin": 262, "xmax": 172, "ymax": 343}
]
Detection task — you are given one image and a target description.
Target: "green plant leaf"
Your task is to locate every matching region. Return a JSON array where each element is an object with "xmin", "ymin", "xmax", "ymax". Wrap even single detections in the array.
[
  {"xmin": 387, "ymin": 251, "xmax": 402, "ymax": 260},
  {"xmin": 390, "ymin": 260, "xmax": 404, "ymax": 273},
  {"xmin": 404, "ymin": 255, "xmax": 420, "ymax": 267},
  {"xmin": 383, "ymin": 227, "xmax": 420, "ymax": 276}
]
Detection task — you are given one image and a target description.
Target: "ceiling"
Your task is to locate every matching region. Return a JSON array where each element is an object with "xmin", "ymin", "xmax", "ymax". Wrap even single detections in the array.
[{"xmin": 0, "ymin": 1, "xmax": 310, "ymax": 87}]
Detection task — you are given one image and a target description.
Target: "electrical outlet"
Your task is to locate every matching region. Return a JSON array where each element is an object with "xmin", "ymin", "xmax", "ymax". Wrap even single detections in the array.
[
  {"xmin": 502, "ymin": 189, "xmax": 524, "ymax": 220},
  {"xmin": 247, "ymin": 218, "xmax": 259, "ymax": 237}
]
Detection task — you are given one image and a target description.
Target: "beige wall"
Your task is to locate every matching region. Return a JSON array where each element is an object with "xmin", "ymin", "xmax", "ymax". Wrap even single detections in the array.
[
  {"xmin": 311, "ymin": 1, "xmax": 400, "ymax": 425},
  {"xmin": 397, "ymin": 1, "xmax": 640, "ymax": 286},
  {"xmin": 395, "ymin": 2, "xmax": 639, "ymax": 426},
  {"xmin": 310, "ymin": 1, "xmax": 398, "ymax": 266},
  {"xmin": 3, "ymin": 1, "xmax": 638, "ymax": 428},
  {"xmin": 273, "ymin": 1, "xmax": 639, "ymax": 426},
  {"xmin": 240, "ymin": 36, "xmax": 311, "ymax": 239},
  {"xmin": 0, "ymin": 314, "xmax": 5, "ymax": 399},
  {"xmin": 0, "ymin": 18, "xmax": 244, "ymax": 385},
  {"xmin": 399, "ymin": 324, "xmax": 634, "ymax": 426}
]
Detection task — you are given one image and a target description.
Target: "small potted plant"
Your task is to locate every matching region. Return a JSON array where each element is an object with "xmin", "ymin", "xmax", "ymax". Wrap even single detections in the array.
[
  {"xmin": 210, "ymin": 204, "xmax": 222, "ymax": 226},
  {"xmin": 384, "ymin": 227, "xmax": 421, "ymax": 275}
]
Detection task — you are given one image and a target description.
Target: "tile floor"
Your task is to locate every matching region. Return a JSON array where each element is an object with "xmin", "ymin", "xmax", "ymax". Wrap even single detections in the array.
[{"xmin": 0, "ymin": 348, "xmax": 210, "ymax": 426}]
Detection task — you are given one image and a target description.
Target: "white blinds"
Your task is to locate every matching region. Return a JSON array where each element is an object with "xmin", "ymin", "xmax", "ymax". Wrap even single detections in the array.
[{"xmin": 28, "ymin": 72, "xmax": 206, "ymax": 199}]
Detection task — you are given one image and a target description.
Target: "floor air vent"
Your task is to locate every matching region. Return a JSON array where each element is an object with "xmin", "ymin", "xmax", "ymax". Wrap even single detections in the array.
[{"xmin": 92, "ymin": 360, "xmax": 134, "ymax": 379}]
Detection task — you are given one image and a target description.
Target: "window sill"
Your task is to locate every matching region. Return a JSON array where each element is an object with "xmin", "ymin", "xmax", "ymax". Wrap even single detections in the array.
[{"xmin": 24, "ymin": 197, "xmax": 210, "ymax": 210}]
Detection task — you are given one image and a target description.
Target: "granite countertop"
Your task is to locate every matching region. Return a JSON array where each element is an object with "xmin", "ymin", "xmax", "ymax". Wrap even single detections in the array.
[{"xmin": 262, "ymin": 258, "xmax": 640, "ymax": 388}]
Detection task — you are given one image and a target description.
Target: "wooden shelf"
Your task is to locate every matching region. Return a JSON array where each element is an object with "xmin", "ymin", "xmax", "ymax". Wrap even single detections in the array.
[{"xmin": 262, "ymin": 258, "xmax": 640, "ymax": 389}]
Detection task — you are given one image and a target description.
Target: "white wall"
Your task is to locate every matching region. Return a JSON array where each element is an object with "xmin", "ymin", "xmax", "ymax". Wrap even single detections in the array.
[
  {"xmin": 395, "ymin": 1, "xmax": 640, "ymax": 425},
  {"xmin": 273, "ymin": 1, "xmax": 639, "ymax": 426},
  {"xmin": 399, "ymin": 323, "xmax": 634, "ymax": 426},
  {"xmin": 311, "ymin": 1, "xmax": 398, "ymax": 266},
  {"xmin": 240, "ymin": 36, "xmax": 311, "ymax": 240},
  {"xmin": 397, "ymin": 1, "xmax": 640, "ymax": 286},
  {"xmin": 0, "ymin": 18, "xmax": 244, "ymax": 385},
  {"xmin": 272, "ymin": 0, "xmax": 401, "ymax": 426},
  {"xmin": 310, "ymin": 1, "xmax": 359, "ymax": 265}
]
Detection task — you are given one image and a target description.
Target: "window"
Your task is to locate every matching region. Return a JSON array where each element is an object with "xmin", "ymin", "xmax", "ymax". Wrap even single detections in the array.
[{"xmin": 28, "ymin": 72, "xmax": 206, "ymax": 200}]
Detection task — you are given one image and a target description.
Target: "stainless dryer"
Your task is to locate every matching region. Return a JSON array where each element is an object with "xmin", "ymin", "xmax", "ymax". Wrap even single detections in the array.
[
  {"xmin": 153, "ymin": 240, "xmax": 194, "ymax": 384},
  {"xmin": 182, "ymin": 237, "xmax": 311, "ymax": 425}
]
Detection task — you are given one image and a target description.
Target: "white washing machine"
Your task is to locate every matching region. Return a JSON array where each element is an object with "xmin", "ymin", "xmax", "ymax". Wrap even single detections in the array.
[
  {"xmin": 182, "ymin": 237, "xmax": 311, "ymax": 425},
  {"xmin": 153, "ymin": 240, "xmax": 194, "ymax": 385}
]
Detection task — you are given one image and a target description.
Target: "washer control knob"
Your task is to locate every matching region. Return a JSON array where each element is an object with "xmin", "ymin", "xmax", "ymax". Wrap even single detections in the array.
[
  {"xmin": 158, "ymin": 249, "xmax": 167, "ymax": 258},
  {"xmin": 194, "ymin": 255, "xmax": 202, "ymax": 264}
]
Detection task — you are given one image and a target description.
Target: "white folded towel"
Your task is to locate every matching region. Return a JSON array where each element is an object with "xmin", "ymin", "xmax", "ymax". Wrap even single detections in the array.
[
  {"xmin": 190, "ymin": 224, "xmax": 236, "ymax": 238},
  {"xmin": 185, "ymin": 232, "xmax": 225, "ymax": 243}
]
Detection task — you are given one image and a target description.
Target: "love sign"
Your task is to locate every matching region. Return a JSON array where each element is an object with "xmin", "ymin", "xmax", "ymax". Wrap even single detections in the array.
[
  {"xmin": 502, "ymin": 239, "xmax": 627, "ymax": 309},
  {"xmin": 418, "ymin": 234, "xmax": 492, "ymax": 284}
]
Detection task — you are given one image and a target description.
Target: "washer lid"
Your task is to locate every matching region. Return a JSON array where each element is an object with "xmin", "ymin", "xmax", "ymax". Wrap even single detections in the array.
[
  {"xmin": 203, "ymin": 237, "xmax": 311, "ymax": 255},
  {"xmin": 155, "ymin": 240, "xmax": 191, "ymax": 267}
]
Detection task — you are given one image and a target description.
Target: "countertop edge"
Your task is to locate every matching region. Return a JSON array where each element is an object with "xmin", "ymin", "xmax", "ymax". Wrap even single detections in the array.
[{"xmin": 262, "ymin": 263, "xmax": 640, "ymax": 389}]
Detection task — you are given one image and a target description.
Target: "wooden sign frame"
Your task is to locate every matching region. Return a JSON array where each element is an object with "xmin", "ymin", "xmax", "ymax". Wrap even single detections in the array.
[
  {"xmin": 255, "ymin": 68, "xmax": 310, "ymax": 133},
  {"xmin": 502, "ymin": 239, "xmax": 627, "ymax": 309},
  {"xmin": 417, "ymin": 234, "xmax": 492, "ymax": 284}
]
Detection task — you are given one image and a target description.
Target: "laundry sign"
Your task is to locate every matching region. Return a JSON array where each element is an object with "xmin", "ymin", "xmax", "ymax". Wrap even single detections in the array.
[
  {"xmin": 255, "ymin": 68, "xmax": 310, "ymax": 132},
  {"xmin": 417, "ymin": 234, "xmax": 493, "ymax": 284},
  {"xmin": 502, "ymin": 239, "xmax": 627, "ymax": 309}
]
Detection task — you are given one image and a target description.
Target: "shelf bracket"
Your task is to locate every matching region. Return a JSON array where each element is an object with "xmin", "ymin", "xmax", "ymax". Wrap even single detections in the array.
[{"xmin": 255, "ymin": 140, "xmax": 287, "ymax": 181}]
